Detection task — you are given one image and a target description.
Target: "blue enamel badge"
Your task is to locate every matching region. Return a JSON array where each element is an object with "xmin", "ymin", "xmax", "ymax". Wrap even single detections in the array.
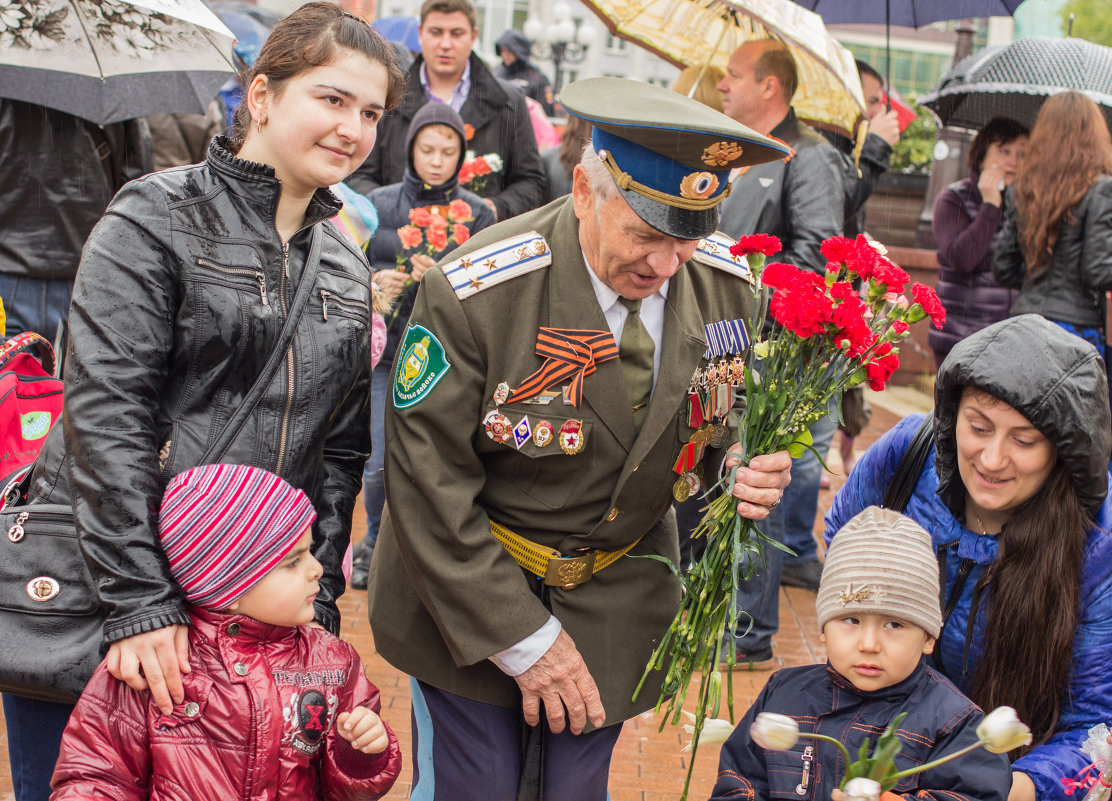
[{"xmin": 393, "ymin": 324, "xmax": 451, "ymax": 409}]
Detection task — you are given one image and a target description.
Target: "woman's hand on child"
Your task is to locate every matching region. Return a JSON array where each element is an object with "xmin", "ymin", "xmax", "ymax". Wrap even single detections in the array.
[
  {"xmin": 337, "ymin": 707, "xmax": 389, "ymax": 754},
  {"xmin": 106, "ymin": 624, "xmax": 191, "ymax": 715}
]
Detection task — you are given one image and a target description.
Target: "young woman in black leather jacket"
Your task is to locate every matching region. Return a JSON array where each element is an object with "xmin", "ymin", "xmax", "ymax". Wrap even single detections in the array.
[{"xmin": 1, "ymin": 6, "xmax": 405, "ymax": 799}]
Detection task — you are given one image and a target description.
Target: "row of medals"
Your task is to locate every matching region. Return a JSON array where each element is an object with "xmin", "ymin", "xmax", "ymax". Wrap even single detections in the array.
[
  {"xmin": 482, "ymin": 382, "xmax": 585, "ymax": 455},
  {"xmin": 673, "ymin": 355, "xmax": 746, "ymax": 503}
]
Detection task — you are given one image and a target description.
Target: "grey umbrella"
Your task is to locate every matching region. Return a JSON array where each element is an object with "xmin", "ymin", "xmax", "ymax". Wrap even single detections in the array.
[
  {"xmin": 0, "ymin": 0, "xmax": 236, "ymax": 125},
  {"xmin": 919, "ymin": 36, "xmax": 1112, "ymax": 133}
]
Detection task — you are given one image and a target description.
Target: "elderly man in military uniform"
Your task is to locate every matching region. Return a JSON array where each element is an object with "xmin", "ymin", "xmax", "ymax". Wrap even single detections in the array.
[{"xmin": 368, "ymin": 77, "xmax": 794, "ymax": 800}]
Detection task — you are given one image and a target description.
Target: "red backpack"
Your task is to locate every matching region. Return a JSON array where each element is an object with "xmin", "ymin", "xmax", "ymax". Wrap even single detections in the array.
[{"xmin": 0, "ymin": 332, "xmax": 63, "ymax": 484}]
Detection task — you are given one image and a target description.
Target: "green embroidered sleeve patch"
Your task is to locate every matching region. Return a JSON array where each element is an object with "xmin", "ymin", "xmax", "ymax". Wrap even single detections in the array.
[{"xmin": 393, "ymin": 324, "xmax": 452, "ymax": 409}]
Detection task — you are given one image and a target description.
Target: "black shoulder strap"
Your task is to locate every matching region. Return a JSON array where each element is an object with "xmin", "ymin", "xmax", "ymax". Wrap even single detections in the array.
[
  {"xmin": 882, "ymin": 415, "xmax": 934, "ymax": 512},
  {"xmin": 201, "ymin": 226, "xmax": 323, "ymax": 463}
]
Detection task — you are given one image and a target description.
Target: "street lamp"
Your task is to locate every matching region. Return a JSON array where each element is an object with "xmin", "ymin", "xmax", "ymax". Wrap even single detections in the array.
[{"xmin": 523, "ymin": 2, "xmax": 596, "ymax": 94}]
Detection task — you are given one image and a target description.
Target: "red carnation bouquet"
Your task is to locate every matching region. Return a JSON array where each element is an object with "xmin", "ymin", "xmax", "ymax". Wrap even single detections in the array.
[
  {"xmin": 634, "ymin": 233, "xmax": 945, "ymax": 799},
  {"xmin": 388, "ymin": 201, "xmax": 474, "ymax": 325}
]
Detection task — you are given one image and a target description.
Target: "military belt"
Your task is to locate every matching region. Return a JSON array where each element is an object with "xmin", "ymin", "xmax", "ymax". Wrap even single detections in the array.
[{"xmin": 489, "ymin": 520, "xmax": 641, "ymax": 590}]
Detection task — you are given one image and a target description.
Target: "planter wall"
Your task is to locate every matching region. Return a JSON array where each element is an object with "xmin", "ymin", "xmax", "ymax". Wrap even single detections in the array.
[{"xmin": 863, "ymin": 172, "xmax": 930, "ymax": 250}]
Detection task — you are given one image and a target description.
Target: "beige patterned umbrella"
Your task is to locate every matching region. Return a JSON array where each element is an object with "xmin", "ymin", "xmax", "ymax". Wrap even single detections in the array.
[
  {"xmin": 0, "ymin": 0, "xmax": 235, "ymax": 125},
  {"xmin": 579, "ymin": 0, "xmax": 867, "ymax": 146}
]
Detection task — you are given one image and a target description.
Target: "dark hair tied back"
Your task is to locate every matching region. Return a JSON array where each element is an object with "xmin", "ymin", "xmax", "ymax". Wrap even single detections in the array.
[{"xmin": 229, "ymin": 1, "xmax": 407, "ymax": 150}]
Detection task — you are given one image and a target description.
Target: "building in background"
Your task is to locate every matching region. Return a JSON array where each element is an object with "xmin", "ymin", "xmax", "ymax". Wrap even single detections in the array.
[{"xmin": 254, "ymin": 0, "xmax": 1039, "ymax": 112}]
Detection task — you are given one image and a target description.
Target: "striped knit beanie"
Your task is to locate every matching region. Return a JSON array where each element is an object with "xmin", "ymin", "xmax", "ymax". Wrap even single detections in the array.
[
  {"xmin": 816, "ymin": 506, "xmax": 942, "ymax": 638},
  {"xmin": 159, "ymin": 464, "xmax": 317, "ymax": 610}
]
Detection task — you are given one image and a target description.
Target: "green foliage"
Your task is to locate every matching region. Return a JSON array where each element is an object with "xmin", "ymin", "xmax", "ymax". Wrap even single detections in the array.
[
  {"xmin": 889, "ymin": 104, "xmax": 937, "ymax": 175},
  {"xmin": 1062, "ymin": 0, "xmax": 1112, "ymax": 46},
  {"xmin": 842, "ymin": 712, "xmax": 909, "ymax": 791}
]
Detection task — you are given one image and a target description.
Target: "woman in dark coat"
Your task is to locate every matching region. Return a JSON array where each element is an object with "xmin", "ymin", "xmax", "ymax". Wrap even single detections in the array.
[
  {"xmin": 994, "ymin": 92, "xmax": 1112, "ymax": 358},
  {"xmin": 1, "ymin": 7, "xmax": 405, "ymax": 798},
  {"xmin": 929, "ymin": 116, "xmax": 1028, "ymax": 368}
]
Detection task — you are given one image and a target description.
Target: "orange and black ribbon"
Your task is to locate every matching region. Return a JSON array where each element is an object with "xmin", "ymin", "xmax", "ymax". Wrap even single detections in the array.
[{"xmin": 505, "ymin": 328, "xmax": 618, "ymax": 408}]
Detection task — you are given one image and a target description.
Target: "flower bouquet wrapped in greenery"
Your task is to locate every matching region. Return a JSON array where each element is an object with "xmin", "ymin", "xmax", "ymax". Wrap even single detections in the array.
[{"xmin": 634, "ymin": 233, "xmax": 946, "ymax": 798}]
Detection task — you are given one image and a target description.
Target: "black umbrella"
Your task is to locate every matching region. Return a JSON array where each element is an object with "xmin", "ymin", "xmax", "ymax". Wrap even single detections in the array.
[
  {"xmin": 919, "ymin": 36, "xmax": 1112, "ymax": 132},
  {"xmin": 795, "ymin": 0, "xmax": 1027, "ymax": 27},
  {"xmin": 795, "ymin": 0, "xmax": 1030, "ymax": 112},
  {"xmin": 0, "ymin": 0, "xmax": 236, "ymax": 125}
]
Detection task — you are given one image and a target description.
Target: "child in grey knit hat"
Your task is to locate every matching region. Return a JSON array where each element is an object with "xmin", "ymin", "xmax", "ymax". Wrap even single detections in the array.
[{"xmin": 710, "ymin": 506, "xmax": 1011, "ymax": 801}]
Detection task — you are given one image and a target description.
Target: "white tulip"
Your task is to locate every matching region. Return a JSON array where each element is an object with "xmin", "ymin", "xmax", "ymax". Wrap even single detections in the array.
[
  {"xmin": 749, "ymin": 712, "xmax": 800, "ymax": 750},
  {"xmin": 682, "ymin": 717, "xmax": 736, "ymax": 751},
  {"xmin": 843, "ymin": 777, "xmax": 882, "ymax": 801},
  {"xmin": 976, "ymin": 706, "xmax": 1033, "ymax": 754}
]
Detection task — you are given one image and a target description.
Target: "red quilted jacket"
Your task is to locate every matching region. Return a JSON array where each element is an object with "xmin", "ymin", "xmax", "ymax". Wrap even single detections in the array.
[{"xmin": 50, "ymin": 607, "xmax": 402, "ymax": 801}]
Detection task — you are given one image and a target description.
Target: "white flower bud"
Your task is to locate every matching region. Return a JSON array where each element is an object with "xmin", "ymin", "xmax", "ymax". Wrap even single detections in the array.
[
  {"xmin": 843, "ymin": 777, "xmax": 882, "ymax": 801},
  {"xmin": 749, "ymin": 712, "xmax": 799, "ymax": 750},
  {"xmin": 682, "ymin": 717, "xmax": 736, "ymax": 751},
  {"xmin": 976, "ymin": 706, "xmax": 1033, "ymax": 754}
]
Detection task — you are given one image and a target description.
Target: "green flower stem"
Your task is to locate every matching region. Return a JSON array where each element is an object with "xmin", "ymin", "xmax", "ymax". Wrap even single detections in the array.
[{"xmin": 883, "ymin": 741, "xmax": 984, "ymax": 785}]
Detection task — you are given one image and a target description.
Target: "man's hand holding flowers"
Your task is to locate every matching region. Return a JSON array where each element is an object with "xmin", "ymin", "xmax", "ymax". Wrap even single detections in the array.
[{"xmin": 725, "ymin": 447, "xmax": 792, "ymax": 520}]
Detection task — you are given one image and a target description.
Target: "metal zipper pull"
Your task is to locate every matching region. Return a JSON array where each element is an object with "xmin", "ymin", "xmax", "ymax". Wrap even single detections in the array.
[
  {"xmin": 255, "ymin": 272, "xmax": 269, "ymax": 307},
  {"xmin": 795, "ymin": 745, "xmax": 813, "ymax": 795},
  {"xmin": 282, "ymin": 241, "xmax": 290, "ymax": 279},
  {"xmin": 8, "ymin": 511, "xmax": 29, "ymax": 543},
  {"xmin": 320, "ymin": 289, "xmax": 331, "ymax": 321}
]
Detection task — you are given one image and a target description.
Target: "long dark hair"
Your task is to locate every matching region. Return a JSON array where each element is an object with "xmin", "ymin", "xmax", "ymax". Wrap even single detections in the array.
[
  {"xmin": 229, "ymin": 2, "xmax": 406, "ymax": 149},
  {"xmin": 971, "ymin": 460, "xmax": 1087, "ymax": 753},
  {"xmin": 1013, "ymin": 92, "xmax": 1112, "ymax": 274}
]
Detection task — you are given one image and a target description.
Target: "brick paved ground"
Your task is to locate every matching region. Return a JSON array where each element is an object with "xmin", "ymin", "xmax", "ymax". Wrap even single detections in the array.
[{"xmin": 0, "ymin": 387, "xmax": 930, "ymax": 801}]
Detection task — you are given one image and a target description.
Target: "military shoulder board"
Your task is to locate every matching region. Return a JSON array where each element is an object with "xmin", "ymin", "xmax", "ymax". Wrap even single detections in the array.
[
  {"xmin": 442, "ymin": 231, "xmax": 552, "ymax": 300},
  {"xmin": 692, "ymin": 232, "xmax": 753, "ymax": 284}
]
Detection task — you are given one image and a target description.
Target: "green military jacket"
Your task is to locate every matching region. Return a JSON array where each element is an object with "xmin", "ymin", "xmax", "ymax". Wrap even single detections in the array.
[{"xmin": 368, "ymin": 196, "xmax": 756, "ymax": 725}]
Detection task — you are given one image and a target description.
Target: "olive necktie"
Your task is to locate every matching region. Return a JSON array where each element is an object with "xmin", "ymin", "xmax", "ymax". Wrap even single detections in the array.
[{"xmin": 618, "ymin": 297, "xmax": 654, "ymax": 431}]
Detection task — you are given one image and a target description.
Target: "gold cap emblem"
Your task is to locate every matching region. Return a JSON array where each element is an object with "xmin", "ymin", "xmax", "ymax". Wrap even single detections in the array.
[
  {"xmin": 702, "ymin": 141, "xmax": 744, "ymax": 167},
  {"xmin": 680, "ymin": 172, "xmax": 720, "ymax": 200}
]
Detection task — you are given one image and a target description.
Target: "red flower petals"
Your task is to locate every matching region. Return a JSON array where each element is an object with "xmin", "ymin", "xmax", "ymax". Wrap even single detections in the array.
[{"xmin": 730, "ymin": 234, "xmax": 782, "ymax": 258}]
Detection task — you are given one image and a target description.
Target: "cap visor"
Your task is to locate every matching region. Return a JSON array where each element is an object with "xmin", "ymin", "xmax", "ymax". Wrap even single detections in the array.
[{"xmin": 619, "ymin": 186, "xmax": 720, "ymax": 240}]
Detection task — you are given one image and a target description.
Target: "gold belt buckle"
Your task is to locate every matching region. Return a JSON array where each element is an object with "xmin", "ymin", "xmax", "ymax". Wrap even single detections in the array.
[{"xmin": 544, "ymin": 550, "xmax": 596, "ymax": 589}]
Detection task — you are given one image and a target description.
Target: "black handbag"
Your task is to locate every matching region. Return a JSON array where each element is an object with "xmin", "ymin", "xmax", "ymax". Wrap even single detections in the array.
[{"xmin": 0, "ymin": 229, "xmax": 323, "ymax": 703}]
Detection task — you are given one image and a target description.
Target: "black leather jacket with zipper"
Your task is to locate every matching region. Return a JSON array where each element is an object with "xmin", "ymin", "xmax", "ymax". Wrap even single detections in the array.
[{"xmin": 29, "ymin": 137, "xmax": 372, "ymax": 639}]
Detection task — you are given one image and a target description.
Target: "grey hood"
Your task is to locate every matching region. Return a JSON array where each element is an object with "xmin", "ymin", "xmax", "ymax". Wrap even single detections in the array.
[{"xmin": 934, "ymin": 314, "xmax": 1111, "ymax": 516}]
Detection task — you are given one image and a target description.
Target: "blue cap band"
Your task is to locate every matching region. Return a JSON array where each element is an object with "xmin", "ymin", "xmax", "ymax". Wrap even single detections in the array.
[{"xmin": 592, "ymin": 127, "xmax": 731, "ymax": 209}]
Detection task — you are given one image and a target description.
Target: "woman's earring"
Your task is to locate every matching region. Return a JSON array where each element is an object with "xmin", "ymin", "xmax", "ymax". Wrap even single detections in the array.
[{"xmin": 256, "ymin": 116, "xmax": 266, "ymax": 135}]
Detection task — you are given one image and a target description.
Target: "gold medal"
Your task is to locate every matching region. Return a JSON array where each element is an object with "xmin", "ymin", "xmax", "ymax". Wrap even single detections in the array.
[
  {"xmin": 673, "ymin": 475, "xmax": 691, "ymax": 502},
  {"xmin": 533, "ymin": 420, "xmax": 554, "ymax": 447},
  {"xmin": 559, "ymin": 419, "xmax": 585, "ymax": 455}
]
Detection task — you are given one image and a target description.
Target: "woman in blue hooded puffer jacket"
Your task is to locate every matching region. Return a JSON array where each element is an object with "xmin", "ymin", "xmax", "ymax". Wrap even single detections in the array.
[{"xmin": 825, "ymin": 314, "xmax": 1112, "ymax": 801}]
